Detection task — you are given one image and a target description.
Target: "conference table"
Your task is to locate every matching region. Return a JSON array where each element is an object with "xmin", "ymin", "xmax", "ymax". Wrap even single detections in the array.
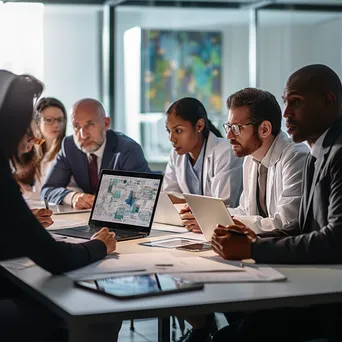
[{"xmin": 2, "ymin": 211, "xmax": 342, "ymax": 342}]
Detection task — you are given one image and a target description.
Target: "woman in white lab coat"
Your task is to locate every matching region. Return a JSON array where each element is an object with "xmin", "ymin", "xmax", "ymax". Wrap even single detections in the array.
[
  {"xmin": 163, "ymin": 97, "xmax": 242, "ymax": 342},
  {"xmin": 163, "ymin": 97, "xmax": 243, "ymax": 207}
]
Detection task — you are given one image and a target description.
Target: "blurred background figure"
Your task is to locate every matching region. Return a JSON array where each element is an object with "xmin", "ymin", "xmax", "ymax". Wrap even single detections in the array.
[{"xmin": 15, "ymin": 97, "xmax": 67, "ymax": 199}]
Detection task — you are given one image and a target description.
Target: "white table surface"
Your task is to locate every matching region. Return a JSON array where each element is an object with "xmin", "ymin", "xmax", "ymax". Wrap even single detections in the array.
[{"xmin": 3, "ymin": 212, "xmax": 342, "ymax": 341}]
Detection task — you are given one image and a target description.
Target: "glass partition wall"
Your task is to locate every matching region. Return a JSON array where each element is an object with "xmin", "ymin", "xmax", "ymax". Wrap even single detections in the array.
[
  {"xmin": 113, "ymin": 1, "xmax": 342, "ymax": 168},
  {"xmin": 115, "ymin": 3, "xmax": 250, "ymax": 166}
]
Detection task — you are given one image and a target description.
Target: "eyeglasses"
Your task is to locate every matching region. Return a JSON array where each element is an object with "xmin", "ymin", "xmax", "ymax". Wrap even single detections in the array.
[
  {"xmin": 41, "ymin": 116, "xmax": 65, "ymax": 125},
  {"xmin": 223, "ymin": 122, "xmax": 254, "ymax": 136}
]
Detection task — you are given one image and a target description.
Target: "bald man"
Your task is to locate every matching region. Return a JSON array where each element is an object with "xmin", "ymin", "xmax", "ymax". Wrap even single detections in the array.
[
  {"xmin": 211, "ymin": 65, "xmax": 342, "ymax": 341},
  {"xmin": 41, "ymin": 98, "xmax": 150, "ymax": 208}
]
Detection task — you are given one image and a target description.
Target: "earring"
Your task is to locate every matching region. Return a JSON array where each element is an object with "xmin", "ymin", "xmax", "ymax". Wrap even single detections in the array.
[{"xmin": 198, "ymin": 130, "xmax": 201, "ymax": 133}]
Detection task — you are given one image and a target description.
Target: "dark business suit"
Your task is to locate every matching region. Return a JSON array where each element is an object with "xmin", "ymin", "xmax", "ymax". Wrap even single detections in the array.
[
  {"xmin": 252, "ymin": 116, "xmax": 342, "ymax": 264},
  {"xmin": 41, "ymin": 129, "xmax": 150, "ymax": 204},
  {"xmin": 214, "ymin": 117, "xmax": 342, "ymax": 342}
]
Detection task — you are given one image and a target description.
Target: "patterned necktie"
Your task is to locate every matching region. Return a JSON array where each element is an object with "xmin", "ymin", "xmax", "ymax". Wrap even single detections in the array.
[
  {"xmin": 256, "ymin": 163, "xmax": 268, "ymax": 218},
  {"xmin": 88, "ymin": 153, "xmax": 99, "ymax": 193}
]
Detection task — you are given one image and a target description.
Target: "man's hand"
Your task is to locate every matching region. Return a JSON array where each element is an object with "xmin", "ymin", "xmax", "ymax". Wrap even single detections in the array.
[
  {"xmin": 91, "ymin": 227, "xmax": 117, "ymax": 254},
  {"xmin": 72, "ymin": 193, "xmax": 95, "ymax": 209},
  {"xmin": 167, "ymin": 194, "xmax": 186, "ymax": 204},
  {"xmin": 180, "ymin": 211, "xmax": 202, "ymax": 233},
  {"xmin": 230, "ymin": 220, "xmax": 257, "ymax": 239},
  {"xmin": 211, "ymin": 224, "xmax": 255, "ymax": 260},
  {"xmin": 31, "ymin": 208, "xmax": 54, "ymax": 228}
]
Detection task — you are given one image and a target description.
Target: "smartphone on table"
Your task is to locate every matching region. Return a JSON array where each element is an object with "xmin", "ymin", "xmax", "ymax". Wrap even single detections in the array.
[{"xmin": 74, "ymin": 273, "xmax": 204, "ymax": 300}]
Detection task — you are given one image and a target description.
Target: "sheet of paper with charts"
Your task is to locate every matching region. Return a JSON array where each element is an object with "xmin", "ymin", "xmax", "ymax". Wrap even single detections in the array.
[{"xmin": 92, "ymin": 174, "xmax": 160, "ymax": 227}]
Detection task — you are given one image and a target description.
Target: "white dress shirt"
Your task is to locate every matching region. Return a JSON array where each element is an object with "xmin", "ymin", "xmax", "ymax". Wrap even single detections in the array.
[
  {"xmin": 229, "ymin": 131, "xmax": 309, "ymax": 233},
  {"xmin": 21, "ymin": 154, "xmax": 57, "ymax": 201},
  {"xmin": 63, "ymin": 137, "xmax": 107, "ymax": 206}
]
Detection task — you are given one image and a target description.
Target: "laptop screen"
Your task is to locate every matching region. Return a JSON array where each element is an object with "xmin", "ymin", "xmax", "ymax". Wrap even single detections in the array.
[{"xmin": 90, "ymin": 172, "xmax": 162, "ymax": 230}]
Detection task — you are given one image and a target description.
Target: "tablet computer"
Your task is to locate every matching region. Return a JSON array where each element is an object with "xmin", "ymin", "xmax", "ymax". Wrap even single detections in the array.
[
  {"xmin": 74, "ymin": 273, "xmax": 204, "ymax": 299},
  {"xmin": 183, "ymin": 193, "xmax": 234, "ymax": 242},
  {"xmin": 140, "ymin": 237, "xmax": 200, "ymax": 248}
]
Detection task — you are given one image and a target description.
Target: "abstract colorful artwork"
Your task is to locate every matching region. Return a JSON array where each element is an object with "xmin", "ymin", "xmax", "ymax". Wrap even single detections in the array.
[{"xmin": 141, "ymin": 30, "xmax": 222, "ymax": 114}]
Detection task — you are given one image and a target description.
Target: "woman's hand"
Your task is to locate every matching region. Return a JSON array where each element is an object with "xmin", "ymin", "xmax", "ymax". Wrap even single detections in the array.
[
  {"xmin": 91, "ymin": 228, "xmax": 117, "ymax": 254},
  {"xmin": 31, "ymin": 208, "xmax": 54, "ymax": 228}
]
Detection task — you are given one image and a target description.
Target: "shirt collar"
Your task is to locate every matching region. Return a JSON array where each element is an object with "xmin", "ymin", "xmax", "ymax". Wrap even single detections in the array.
[
  {"xmin": 86, "ymin": 136, "xmax": 107, "ymax": 160},
  {"xmin": 311, "ymin": 129, "xmax": 329, "ymax": 160},
  {"xmin": 252, "ymin": 134, "xmax": 278, "ymax": 168},
  {"xmin": 187, "ymin": 138, "xmax": 206, "ymax": 168}
]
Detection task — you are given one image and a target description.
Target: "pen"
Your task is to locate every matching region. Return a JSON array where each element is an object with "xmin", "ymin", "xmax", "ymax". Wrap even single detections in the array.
[
  {"xmin": 44, "ymin": 196, "xmax": 49, "ymax": 210},
  {"xmin": 155, "ymin": 264, "xmax": 174, "ymax": 267}
]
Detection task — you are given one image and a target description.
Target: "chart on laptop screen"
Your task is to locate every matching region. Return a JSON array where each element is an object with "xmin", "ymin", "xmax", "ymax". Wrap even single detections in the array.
[{"xmin": 92, "ymin": 174, "xmax": 161, "ymax": 227}]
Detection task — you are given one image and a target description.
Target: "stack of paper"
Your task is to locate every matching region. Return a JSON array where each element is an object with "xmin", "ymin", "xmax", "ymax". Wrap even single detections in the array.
[
  {"xmin": 0, "ymin": 252, "xmax": 286, "ymax": 283},
  {"xmin": 66, "ymin": 252, "xmax": 245, "ymax": 279},
  {"xmin": 1, "ymin": 257, "xmax": 35, "ymax": 270},
  {"xmin": 152, "ymin": 223, "xmax": 188, "ymax": 234},
  {"xmin": 66, "ymin": 253, "xmax": 286, "ymax": 282}
]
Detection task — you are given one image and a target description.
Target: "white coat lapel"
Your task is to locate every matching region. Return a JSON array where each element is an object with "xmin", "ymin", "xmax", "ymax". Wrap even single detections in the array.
[
  {"xmin": 266, "ymin": 166, "xmax": 275, "ymax": 212},
  {"xmin": 202, "ymin": 133, "xmax": 216, "ymax": 195},
  {"xmin": 202, "ymin": 155, "xmax": 209, "ymax": 195},
  {"xmin": 178, "ymin": 153, "xmax": 190, "ymax": 194},
  {"xmin": 263, "ymin": 132, "xmax": 286, "ymax": 214},
  {"xmin": 248, "ymin": 160, "xmax": 258, "ymax": 215}
]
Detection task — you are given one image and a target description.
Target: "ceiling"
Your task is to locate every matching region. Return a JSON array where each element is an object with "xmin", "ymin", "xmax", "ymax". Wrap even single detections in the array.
[
  {"xmin": 117, "ymin": 6, "xmax": 342, "ymax": 26},
  {"xmin": 3, "ymin": 0, "xmax": 342, "ymax": 9}
]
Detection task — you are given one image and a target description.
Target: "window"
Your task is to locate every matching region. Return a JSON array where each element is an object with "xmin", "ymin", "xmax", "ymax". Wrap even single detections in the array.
[{"xmin": 0, "ymin": 2, "xmax": 44, "ymax": 79}]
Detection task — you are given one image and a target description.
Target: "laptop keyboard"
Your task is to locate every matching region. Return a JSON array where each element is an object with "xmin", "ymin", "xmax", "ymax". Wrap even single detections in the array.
[
  {"xmin": 58, "ymin": 225, "xmax": 142, "ymax": 240},
  {"xmin": 71, "ymin": 225, "xmax": 96, "ymax": 233}
]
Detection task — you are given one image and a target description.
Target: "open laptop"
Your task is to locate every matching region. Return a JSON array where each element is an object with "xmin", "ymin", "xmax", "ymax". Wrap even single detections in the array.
[
  {"xmin": 183, "ymin": 193, "xmax": 234, "ymax": 241},
  {"xmin": 153, "ymin": 192, "xmax": 183, "ymax": 226},
  {"xmin": 50, "ymin": 170, "xmax": 163, "ymax": 241}
]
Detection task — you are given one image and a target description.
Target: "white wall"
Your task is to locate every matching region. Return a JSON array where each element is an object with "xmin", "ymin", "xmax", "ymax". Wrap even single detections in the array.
[
  {"xmin": 222, "ymin": 26, "xmax": 250, "ymax": 103},
  {"xmin": 259, "ymin": 16, "xmax": 342, "ymax": 104},
  {"xmin": 43, "ymin": 5, "xmax": 102, "ymax": 132},
  {"xmin": 309, "ymin": 17, "xmax": 342, "ymax": 76}
]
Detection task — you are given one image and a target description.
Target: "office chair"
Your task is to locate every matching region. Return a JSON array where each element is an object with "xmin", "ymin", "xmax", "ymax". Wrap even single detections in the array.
[{"xmin": 129, "ymin": 316, "xmax": 185, "ymax": 333}]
